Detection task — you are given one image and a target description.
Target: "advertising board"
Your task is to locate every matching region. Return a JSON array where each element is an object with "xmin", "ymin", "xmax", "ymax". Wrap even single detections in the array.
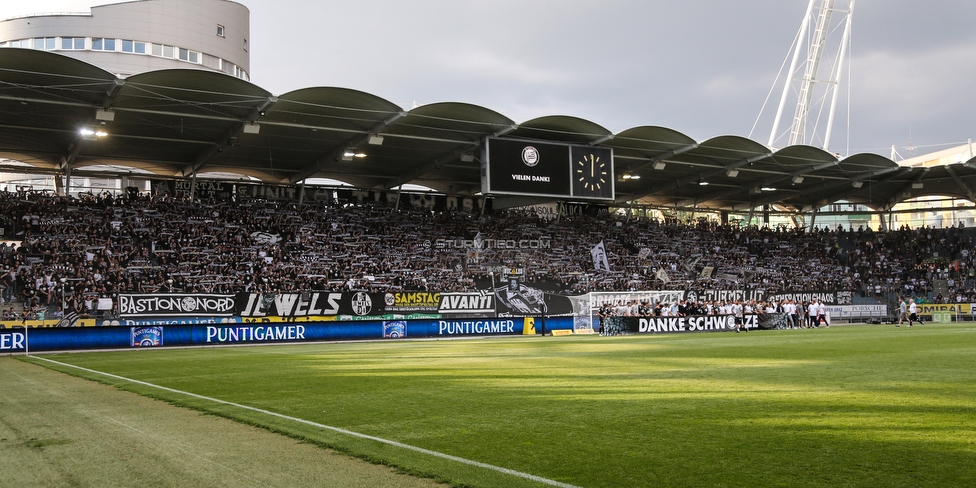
[{"xmin": 0, "ymin": 317, "xmax": 570, "ymax": 353}]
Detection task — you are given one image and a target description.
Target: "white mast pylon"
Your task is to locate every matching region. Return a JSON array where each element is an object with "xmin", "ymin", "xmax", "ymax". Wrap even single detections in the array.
[{"xmin": 768, "ymin": 0, "xmax": 855, "ymax": 152}]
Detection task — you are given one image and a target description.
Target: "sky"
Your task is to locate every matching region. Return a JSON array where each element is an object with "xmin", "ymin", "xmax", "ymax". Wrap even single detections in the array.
[{"xmin": 3, "ymin": 0, "xmax": 975, "ymax": 159}]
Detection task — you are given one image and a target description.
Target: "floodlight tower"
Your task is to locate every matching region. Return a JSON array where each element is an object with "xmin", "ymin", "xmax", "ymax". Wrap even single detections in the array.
[{"xmin": 768, "ymin": 0, "xmax": 855, "ymax": 152}]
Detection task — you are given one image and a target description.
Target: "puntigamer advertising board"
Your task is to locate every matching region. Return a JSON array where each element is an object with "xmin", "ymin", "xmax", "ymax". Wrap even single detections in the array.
[{"xmin": 0, "ymin": 317, "xmax": 559, "ymax": 353}]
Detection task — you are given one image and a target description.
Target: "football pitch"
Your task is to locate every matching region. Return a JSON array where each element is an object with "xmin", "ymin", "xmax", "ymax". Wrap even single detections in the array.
[{"xmin": 11, "ymin": 323, "xmax": 976, "ymax": 487}]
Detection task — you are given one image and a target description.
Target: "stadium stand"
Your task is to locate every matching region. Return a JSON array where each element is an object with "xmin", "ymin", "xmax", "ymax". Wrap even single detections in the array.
[{"xmin": 1, "ymin": 190, "xmax": 975, "ymax": 322}]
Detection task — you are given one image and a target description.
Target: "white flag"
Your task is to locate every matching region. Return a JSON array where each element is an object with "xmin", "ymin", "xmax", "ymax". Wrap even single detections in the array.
[
  {"xmin": 473, "ymin": 232, "xmax": 484, "ymax": 249},
  {"xmin": 591, "ymin": 240, "xmax": 610, "ymax": 272},
  {"xmin": 637, "ymin": 248, "xmax": 651, "ymax": 260},
  {"xmin": 655, "ymin": 268, "xmax": 670, "ymax": 284}
]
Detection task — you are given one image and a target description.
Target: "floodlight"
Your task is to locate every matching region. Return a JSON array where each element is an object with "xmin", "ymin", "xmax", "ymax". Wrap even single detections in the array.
[{"xmin": 79, "ymin": 128, "xmax": 108, "ymax": 140}]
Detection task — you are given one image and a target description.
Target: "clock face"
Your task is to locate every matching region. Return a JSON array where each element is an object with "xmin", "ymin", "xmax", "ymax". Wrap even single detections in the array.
[
  {"xmin": 576, "ymin": 153, "xmax": 607, "ymax": 191},
  {"xmin": 571, "ymin": 146, "xmax": 613, "ymax": 199}
]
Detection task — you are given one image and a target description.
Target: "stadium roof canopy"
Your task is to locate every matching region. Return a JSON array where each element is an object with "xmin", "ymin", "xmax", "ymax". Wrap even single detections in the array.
[{"xmin": 2, "ymin": 48, "xmax": 976, "ymax": 212}]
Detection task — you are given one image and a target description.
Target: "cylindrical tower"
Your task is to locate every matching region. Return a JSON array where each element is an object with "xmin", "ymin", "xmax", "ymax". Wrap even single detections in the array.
[{"xmin": 0, "ymin": 0, "xmax": 249, "ymax": 79}]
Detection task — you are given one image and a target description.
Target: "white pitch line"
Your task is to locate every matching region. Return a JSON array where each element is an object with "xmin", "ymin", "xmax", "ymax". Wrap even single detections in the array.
[{"xmin": 32, "ymin": 356, "xmax": 579, "ymax": 488}]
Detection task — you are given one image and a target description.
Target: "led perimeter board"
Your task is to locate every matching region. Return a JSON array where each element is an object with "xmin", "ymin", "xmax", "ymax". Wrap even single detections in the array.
[{"xmin": 482, "ymin": 138, "xmax": 614, "ymax": 200}]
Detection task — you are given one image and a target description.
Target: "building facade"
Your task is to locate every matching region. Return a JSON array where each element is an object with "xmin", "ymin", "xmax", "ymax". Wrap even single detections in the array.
[{"xmin": 0, "ymin": 0, "xmax": 249, "ymax": 79}]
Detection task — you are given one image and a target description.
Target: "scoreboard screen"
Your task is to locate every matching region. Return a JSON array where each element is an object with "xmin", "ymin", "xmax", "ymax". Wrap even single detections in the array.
[{"xmin": 482, "ymin": 138, "xmax": 614, "ymax": 200}]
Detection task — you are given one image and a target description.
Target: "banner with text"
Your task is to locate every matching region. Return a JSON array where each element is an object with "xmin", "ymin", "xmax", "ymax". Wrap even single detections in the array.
[
  {"xmin": 918, "ymin": 303, "xmax": 970, "ymax": 316},
  {"xmin": 384, "ymin": 291, "xmax": 443, "ymax": 313},
  {"xmin": 235, "ymin": 291, "xmax": 387, "ymax": 318},
  {"xmin": 119, "ymin": 294, "xmax": 236, "ymax": 317},
  {"xmin": 610, "ymin": 314, "xmax": 762, "ymax": 334},
  {"xmin": 437, "ymin": 292, "xmax": 496, "ymax": 315},
  {"xmin": 0, "ymin": 317, "xmax": 576, "ymax": 353},
  {"xmin": 821, "ymin": 305, "xmax": 888, "ymax": 319},
  {"xmin": 589, "ymin": 291, "xmax": 685, "ymax": 310}
]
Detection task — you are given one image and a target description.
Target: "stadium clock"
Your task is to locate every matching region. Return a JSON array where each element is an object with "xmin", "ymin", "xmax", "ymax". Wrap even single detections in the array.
[{"xmin": 571, "ymin": 146, "xmax": 614, "ymax": 199}]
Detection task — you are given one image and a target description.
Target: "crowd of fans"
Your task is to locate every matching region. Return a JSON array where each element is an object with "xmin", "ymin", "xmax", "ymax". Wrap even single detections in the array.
[{"xmin": 1, "ymin": 189, "xmax": 975, "ymax": 320}]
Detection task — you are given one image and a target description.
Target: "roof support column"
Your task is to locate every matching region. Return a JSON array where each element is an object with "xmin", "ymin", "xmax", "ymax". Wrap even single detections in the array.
[
  {"xmin": 790, "ymin": 213, "xmax": 802, "ymax": 229},
  {"xmin": 189, "ymin": 172, "xmax": 198, "ymax": 201}
]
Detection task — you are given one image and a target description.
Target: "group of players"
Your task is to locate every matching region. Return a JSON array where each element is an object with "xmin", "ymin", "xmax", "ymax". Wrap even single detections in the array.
[
  {"xmin": 896, "ymin": 298, "xmax": 925, "ymax": 327},
  {"xmin": 596, "ymin": 297, "xmax": 835, "ymax": 335}
]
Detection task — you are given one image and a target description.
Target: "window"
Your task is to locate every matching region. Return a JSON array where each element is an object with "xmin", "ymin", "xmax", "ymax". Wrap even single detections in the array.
[
  {"xmin": 34, "ymin": 38, "xmax": 56, "ymax": 50},
  {"xmin": 216, "ymin": 24, "xmax": 225, "ymax": 37},
  {"xmin": 134, "ymin": 41, "xmax": 146, "ymax": 54},
  {"xmin": 202, "ymin": 53, "xmax": 219, "ymax": 69},
  {"xmin": 62, "ymin": 37, "xmax": 85, "ymax": 50},
  {"xmin": 176, "ymin": 48, "xmax": 198, "ymax": 63},
  {"xmin": 92, "ymin": 38, "xmax": 116, "ymax": 51},
  {"xmin": 151, "ymin": 43, "xmax": 162, "ymax": 56},
  {"xmin": 162, "ymin": 45, "xmax": 173, "ymax": 58},
  {"xmin": 121, "ymin": 39, "xmax": 133, "ymax": 52}
]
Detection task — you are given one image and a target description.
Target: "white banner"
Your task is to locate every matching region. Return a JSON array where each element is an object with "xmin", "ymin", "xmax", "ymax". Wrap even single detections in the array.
[
  {"xmin": 591, "ymin": 240, "xmax": 610, "ymax": 272},
  {"xmin": 588, "ymin": 291, "xmax": 684, "ymax": 311},
  {"xmin": 822, "ymin": 304, "xmax": 888, "ymax": 318}
]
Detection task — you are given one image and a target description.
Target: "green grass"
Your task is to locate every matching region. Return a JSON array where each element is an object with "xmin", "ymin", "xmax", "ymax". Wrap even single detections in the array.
[{"xmin": 24, "ymin": 324, "xmax": 976, "ymax": 487}]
